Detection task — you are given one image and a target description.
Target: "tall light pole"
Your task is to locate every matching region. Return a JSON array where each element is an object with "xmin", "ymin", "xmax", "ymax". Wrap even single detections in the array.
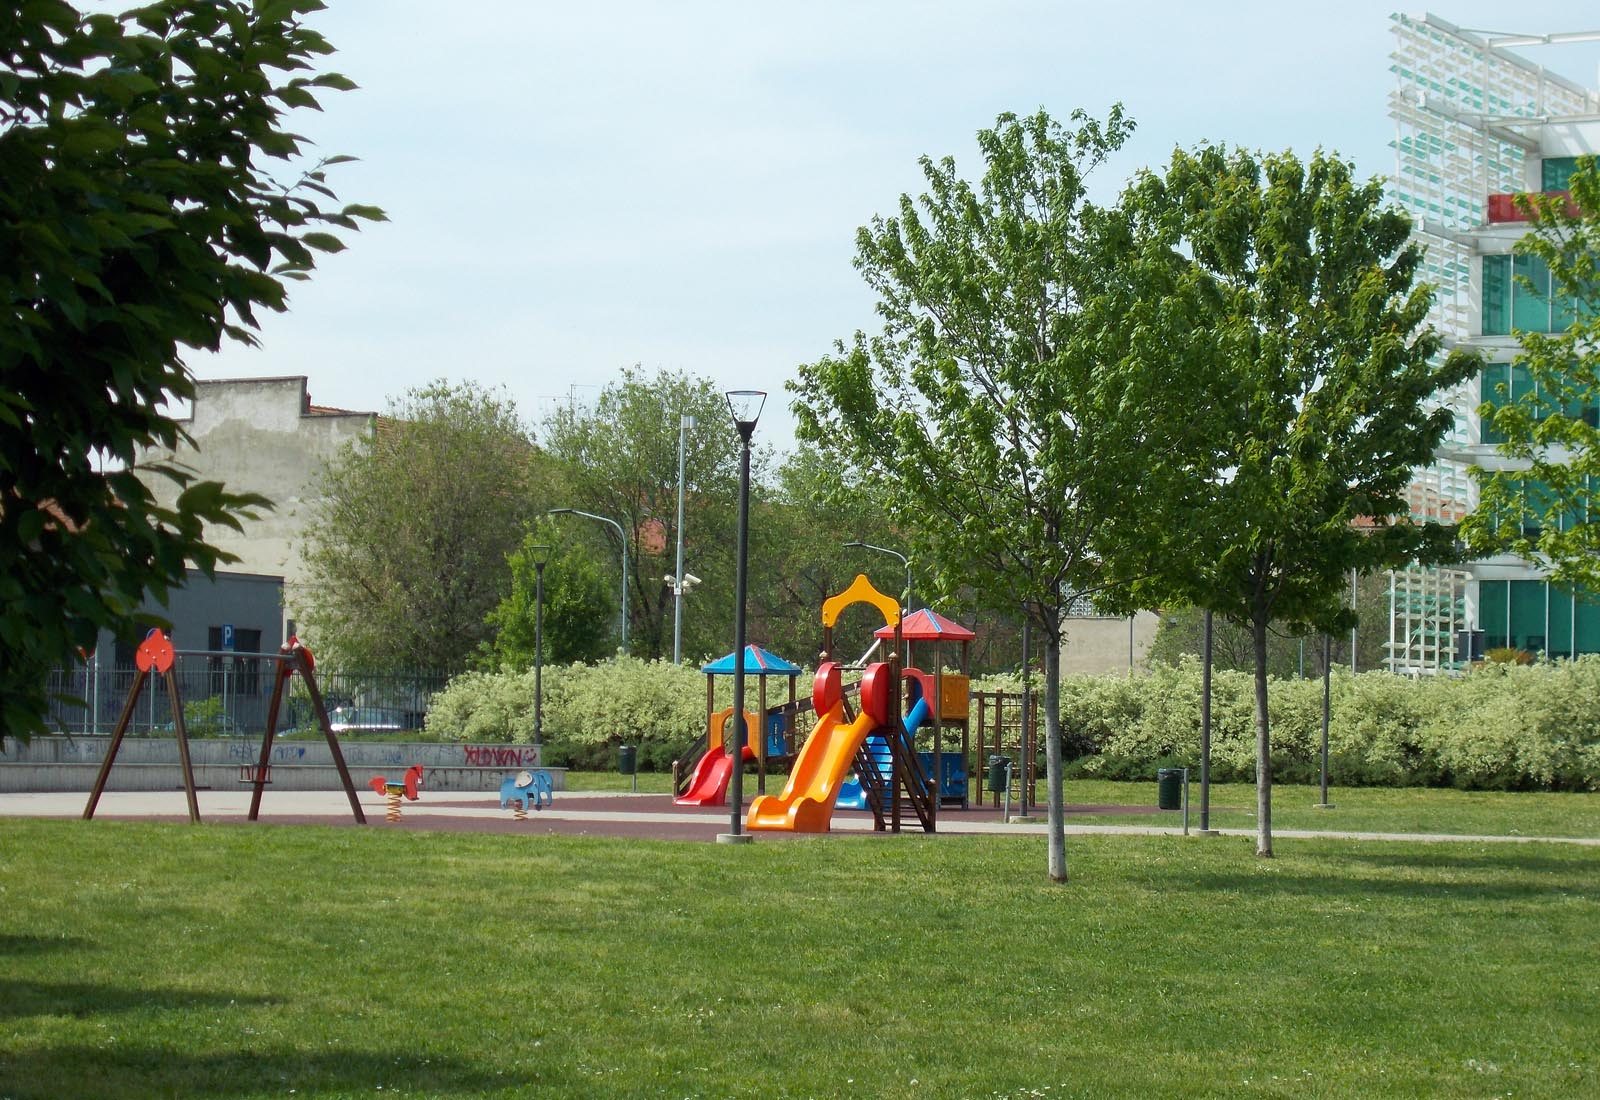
[
  {"xmin": 673, "ymin": 413, "xmax": 695, "ymax": 664},
  {"xmin": 842, "ymin": 541, "xmax": 912, "ymax": 614},
  {"xmin": 721, "ymin": 389, "xmax": 764, "ymax": 844},
  {"xmin": 548, "ymin": 507, "xmax": 629, "ymax": 654},
  {"xmin": 530, "ymin": 544, "xmax": 550, "ymax": 751}
]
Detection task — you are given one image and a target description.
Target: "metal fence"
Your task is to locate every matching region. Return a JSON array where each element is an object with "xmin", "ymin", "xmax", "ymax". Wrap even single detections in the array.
[{"xmin": 43, "ymin": 658, "xmax": 449, "ymax": 737}]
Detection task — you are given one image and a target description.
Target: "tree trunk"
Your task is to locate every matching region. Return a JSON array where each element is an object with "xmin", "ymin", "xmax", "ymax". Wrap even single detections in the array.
[
  {"xmin": 1044, "ymin": 630, "xmax": 1067, "ymax": 883},
  {"xmin": 1252, "ymin": 611, "xmax": 1273, "ymax": 858}
]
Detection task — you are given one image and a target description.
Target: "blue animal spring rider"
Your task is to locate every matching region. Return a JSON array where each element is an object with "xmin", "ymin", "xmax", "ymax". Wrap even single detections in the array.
[{"xmin": 500, "ymin": 770, "xmax": 554, "ymax": 820}]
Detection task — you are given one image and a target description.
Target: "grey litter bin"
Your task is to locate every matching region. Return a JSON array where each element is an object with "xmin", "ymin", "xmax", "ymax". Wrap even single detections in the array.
[
  {"xmin": 618, "ymin": 744, "xmax": 637, "ymax": 776},
  {"xmin": 1157, "ymin": 767, "xmax": 1183, "ymax": 811},
  {"xmin": 987, "ymin": 754, "xmax": 1012, "ymax": 794}
]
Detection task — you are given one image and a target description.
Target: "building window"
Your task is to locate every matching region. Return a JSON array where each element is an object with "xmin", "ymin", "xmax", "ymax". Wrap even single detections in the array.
[
  {"xmin": 1541, "ymin": 156, "xmax": 1580, "ymax": 193},
  {"xmin": 1482, "ymin": 252, "xmax": 1574, "ymax": 335},
  {"xmin": 207, "ymin": 627, "xmax": 263, "ymax": 696},
  {"xmin": 1482, "ymin": 254, "xmax": 1510, "ymax": 335}
]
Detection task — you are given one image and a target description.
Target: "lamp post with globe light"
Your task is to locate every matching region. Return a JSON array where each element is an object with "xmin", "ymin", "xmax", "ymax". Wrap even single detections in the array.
[{"xmin": 720, "ymin": 389, "xmax": 764, "ymax": 843}]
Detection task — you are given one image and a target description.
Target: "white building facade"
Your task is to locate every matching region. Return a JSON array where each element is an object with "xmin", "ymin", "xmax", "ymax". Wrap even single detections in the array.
[{"xmin": 1386, "ymin": 12, "xmax": 1600, "ymax": 671}]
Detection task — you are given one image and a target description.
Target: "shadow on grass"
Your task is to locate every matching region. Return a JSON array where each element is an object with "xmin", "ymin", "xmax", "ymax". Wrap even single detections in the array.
[
  {"xmin": 0, "ymin": 933, "xmax": 89, "ymax": 956},
  {"xmin": 1169, "ymin": 855, "xmax": 1594, "ymax": 902},
  {"xmin": 0, "ymin": 1045, "xmax": 507, "ymax": 1100},
  {"xmin": 1340, "ymin": 847, "xmax": 1600, "ymax": 881},
  {"xmin": 0, "ymin": 978, "xmax": 274, "ymax": 1021}
]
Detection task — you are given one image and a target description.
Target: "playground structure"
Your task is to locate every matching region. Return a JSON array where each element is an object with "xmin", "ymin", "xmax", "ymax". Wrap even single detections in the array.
[
  {"xmin": 673, "ymin": 645, "xmax": 801, "ymax": 805},
  {"xmin": 500, "ymin": 769, "xmax": 554, "ymax": 819},
  {"xmin": 83, "ymin": 632, "xmax": 367, "ymax": 824},
  {"xmin": 746, "ymin": 574, "xmax": 937, "ymax": 833},
  {"xmin": 370, "ymin": 764, "xmax": 424, "ymax": 822},
  {"xmin": 973, "ymin": 688, "xmax": 1042, "ymax": 814}
]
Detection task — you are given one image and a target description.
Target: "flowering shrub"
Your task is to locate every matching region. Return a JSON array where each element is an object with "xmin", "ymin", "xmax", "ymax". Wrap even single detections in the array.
[
  {"xmin": 1063, "ymin": 655, "xmax": 1600, "ymax": 791},
  {"xmin": 429, "ymin": 654, "xmax": 1600, "ymax": 789}
]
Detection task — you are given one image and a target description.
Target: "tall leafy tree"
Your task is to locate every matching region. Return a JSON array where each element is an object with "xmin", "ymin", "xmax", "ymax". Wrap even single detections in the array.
[
  {"xmin": 792, "ymin": 108, "xmax": 1218, "ymax": 884},
  {"xmin": 484, "ymin": 524, "xmax": 614, "ymax": 668},
  {"xmin": 1123, "ymin": 146, "xmax": 1478, "ymax": 856},
  {"xmin": 0, "ymin": 0, "xmax": 380, "ymax": 736},
  {"xmin": 541, "ymin": 368, "xmax": 745, "ymax": 661},
  {"xmin": 301, "ymin": 382, "xmax": 540, "ymax": 672},
  {"xmin": 1462, "ymin": 158, "xmax": 1600, "ymax": 589}
]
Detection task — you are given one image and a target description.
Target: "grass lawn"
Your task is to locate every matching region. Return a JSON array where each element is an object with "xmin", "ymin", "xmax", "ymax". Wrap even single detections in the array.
[
  {"xmin": 1049, "ymin": 780, "xmax": 1600, "ymax": 839},
  {"xmin": 2, "ymin": 820, "xmax": 1596, "ymax": 1098},
  {"xmin": 568, "ymin": 770, "xmax": 1600, "ymax": 839}
]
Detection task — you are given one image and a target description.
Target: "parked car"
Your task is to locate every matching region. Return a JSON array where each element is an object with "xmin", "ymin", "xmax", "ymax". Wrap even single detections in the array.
[{"xmin": 328, "ymin": 705, "xmax": 409, "ymax": 734}]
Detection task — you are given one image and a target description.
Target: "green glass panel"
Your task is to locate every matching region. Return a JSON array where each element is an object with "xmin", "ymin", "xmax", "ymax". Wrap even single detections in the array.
[
  {"xmin": 1482, "ymin": 254, "xmax": 1510, "ymax": 336},
  {"xmin": 1542, "ymin": 157, "xmax": 1580, "ymax": 192},
  {"xmin": 1509, "ymin": 580, "xmax": 1546, "ymax": 652},
  {"xmin": 1575, "ymin": 590, "xmax": 1600, "ymax": 655},
  {"xmin": 1512, "ymin": 254, "xmax": 1551, "ymax": 332},
  {"xmin": 1547, "ymin": 589, "xmax": 1574, "ymax": 659},
  {"xmin": 1480, "ymin": 362, "xmax": 1510, "ymax": 444},
  {"xmin": 1479, "ymin": 580, "xmax": 1509, "ymax": 650}
]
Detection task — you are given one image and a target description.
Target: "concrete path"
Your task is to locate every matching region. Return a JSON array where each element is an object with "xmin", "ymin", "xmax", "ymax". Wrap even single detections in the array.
[{"xmin": 4, "ymin": 789, "xmax": 1597, "ymax": 846}]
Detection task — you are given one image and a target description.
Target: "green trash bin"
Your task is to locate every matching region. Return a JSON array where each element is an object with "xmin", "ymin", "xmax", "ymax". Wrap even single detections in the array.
[
  {"xmin": 1157, "ymin": 767, "xmax": 1183, "ymax": 810},
  {"xmin": 987, "ymin": 755, "xmax": 1012, "ymax": 794},
  {"xmin": 618, "ymin": 744, "xmax": 637, "ymax": 776}
]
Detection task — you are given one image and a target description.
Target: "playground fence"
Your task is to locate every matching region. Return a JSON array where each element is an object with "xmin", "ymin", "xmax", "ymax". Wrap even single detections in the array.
[{"xmin": 43, "ymin": 660, "xmax": 447, "ymax": 737}]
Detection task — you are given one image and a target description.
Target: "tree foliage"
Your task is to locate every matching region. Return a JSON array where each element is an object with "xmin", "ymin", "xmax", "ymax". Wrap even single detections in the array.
[
  {"xmin": 1148, "ymin": 572, "xmax": 1396, "ymax": 678},
  {"xmin": 540, "ymin": 368, "xmax": 747, "ymax": 662},
  {"xmin": 1463, "ymin": 157, "xmax": 1600, "ymax": 589},
  {"xmin": 0, "ymin": 0, "xmax": 380, "ymax": 736},
  {"xmin": 484, "ymin": 524, "xmax": 614, "ymax": 668},
  {"xmin": 301, "ymin": 381, "xmax": 539, "ymax": 672},
  {"xmin": 1124, "ymin": 146, "xmax": 1478, "ymax": 855},
  {"xmin": 791, "ymin": 108, "xmax": 1217, "ymax": 883}
]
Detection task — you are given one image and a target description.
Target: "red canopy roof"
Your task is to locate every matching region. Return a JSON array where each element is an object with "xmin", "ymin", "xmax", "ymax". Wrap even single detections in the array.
[{"xmin": 874, "ymin": 608, "xmax": 975, "ymax": 642}]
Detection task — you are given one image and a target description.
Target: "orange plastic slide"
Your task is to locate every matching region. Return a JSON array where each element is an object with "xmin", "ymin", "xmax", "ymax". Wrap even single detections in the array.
[{"xmin": 745, "ymin": 703, "xmax": 879, "ymax": 833}]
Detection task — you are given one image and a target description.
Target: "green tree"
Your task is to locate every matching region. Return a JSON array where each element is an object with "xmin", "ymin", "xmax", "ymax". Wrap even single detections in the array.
[
  {"xmin": 751, "ymin": 444, "xmax": 898, "ymax": 664},
  {"xmin": 540, "ymin": 368, "xmax": 746, "ymax": 662},
  {"xmin": 301, "ymin": 381, "xmax": 540, "ymax": 672},
  {"xmin": 1149, "ymin": 572, "xmax": 1396, "ymax": 678},
  {"xmin": 1463, "ymin": 157, "xmax": 1600, "ymax": 589},
  {"xmin": 1124, "ymin": 146, "xmax": 1478, "ymax": 856},
  {"xmin": 791, "ymin": 108, "xmax": 1217, "ymax": 883},
  {"xmin": 484, "ymin": 525, "xmax": 614, "ymax": 668},
  {"xmin": 0, "ymin": 0, "xmax": 379, "ymax": 737}
]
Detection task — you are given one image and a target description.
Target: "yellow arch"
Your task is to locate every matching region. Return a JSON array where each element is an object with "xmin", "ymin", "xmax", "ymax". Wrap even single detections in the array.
[{"xmin": 821, "ymin": 573, "xmax": 901, "ymax": 629}]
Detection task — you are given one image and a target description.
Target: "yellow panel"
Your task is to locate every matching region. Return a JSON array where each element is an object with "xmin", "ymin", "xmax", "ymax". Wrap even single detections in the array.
[
  {"xmin": 939, "ymin": 674, "xmax": 970, "ymax": 720},
  {"xmin": 821, "ymin": 573, "xmax": 901, "ymax": 629}
]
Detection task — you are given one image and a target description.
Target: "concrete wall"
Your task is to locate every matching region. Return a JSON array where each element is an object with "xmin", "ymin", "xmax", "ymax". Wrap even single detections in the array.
[
  {"xmin": 94, "ymin": 569, "xmax": 285, "ymax": 656},
  {"xmin": 1058, "ymin": 611, "xmax": 1160, "ymax": 676},
  {"xmin": 0, "ymin": 737, "xmax": 559, "ymax": 794},
  {"xmin": 136, "ymin": 377, "xmax": 377, "ymax": 630}
]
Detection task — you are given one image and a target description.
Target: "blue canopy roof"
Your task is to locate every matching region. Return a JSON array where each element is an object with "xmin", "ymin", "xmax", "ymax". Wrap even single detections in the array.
[{"xmin": 701, "ymin": 645, "xmax": 802, "ymax": 676}]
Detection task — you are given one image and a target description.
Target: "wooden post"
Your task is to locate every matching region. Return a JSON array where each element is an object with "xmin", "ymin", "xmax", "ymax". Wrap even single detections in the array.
[{"xmin": 83, "ymin": 666, "xmax": 148, "ymax": 820}]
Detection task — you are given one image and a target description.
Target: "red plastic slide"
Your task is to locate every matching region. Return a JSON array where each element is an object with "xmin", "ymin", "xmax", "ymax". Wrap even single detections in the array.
[{"xmin": 674, "ymin": 744, "xmax": 755, "ymax": 806}]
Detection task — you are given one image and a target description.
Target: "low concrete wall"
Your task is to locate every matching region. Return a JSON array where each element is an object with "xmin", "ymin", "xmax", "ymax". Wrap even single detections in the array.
[{"xmin": 0, "ymin": 737, "xmax": 564, "ymax": 794}]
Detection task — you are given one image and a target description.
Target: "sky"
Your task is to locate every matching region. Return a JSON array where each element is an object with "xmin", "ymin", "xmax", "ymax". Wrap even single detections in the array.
[{"xmin": 198, "ymin": 1, "xmax": 1600, "ymax": 453}]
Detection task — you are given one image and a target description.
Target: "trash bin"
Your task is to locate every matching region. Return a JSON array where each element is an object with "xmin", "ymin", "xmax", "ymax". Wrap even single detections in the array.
[
  {"xmin": 618, "ymin": 744, "xmax": 637, "ymax": 776},
  {"xmin": 988, "ymin": 754, "xmax": 1012, "ymax": 794},
  {"xmin": 1157, "ymin": 767, "xmax": 1183, "ymax": 810}
]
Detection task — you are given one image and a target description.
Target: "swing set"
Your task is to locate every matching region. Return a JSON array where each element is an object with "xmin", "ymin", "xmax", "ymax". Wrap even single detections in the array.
[{"xmin": 82, "ymin": 630, "xmax": 367, "ymax": 825}]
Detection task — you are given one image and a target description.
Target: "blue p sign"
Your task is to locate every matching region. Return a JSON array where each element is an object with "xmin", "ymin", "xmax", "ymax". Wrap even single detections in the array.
[{"xmin": 222, "ymin": 623, "xmax": 235, "ymax": 651}]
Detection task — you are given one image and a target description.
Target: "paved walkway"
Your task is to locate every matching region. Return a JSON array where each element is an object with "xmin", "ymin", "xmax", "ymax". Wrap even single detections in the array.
[{"xmin": 4, "ymin": 789, "xmax": 1597, "ymax": 846}]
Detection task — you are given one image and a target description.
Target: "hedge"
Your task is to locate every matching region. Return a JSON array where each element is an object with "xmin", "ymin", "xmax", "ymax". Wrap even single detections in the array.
[
  {"xmin": 1066, "ymin": 656, "xmax": 1600, "ymax": 791},
  {"xmin": 426, "ymin": 655, "xmax": 1600, "ymax": 790}
]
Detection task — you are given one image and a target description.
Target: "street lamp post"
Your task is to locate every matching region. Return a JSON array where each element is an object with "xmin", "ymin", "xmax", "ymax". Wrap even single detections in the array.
[
  {"xmin": 842, "ymin": 540, "xmax": 911, "ymax": 614},
  {"xmin": 721, "ymin": 389, "xmax": 764, "ymax": 844},
  {"xmin": 531, "ymin": 544, "xmax": 550, "ymax": 750},
  {"xmin": 674, "ymin": 413, "xmax": 694, "ymax": 664},
  {"xmin": 548, "ymin": 508, "xmax": 629, "ymax": 654}
]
